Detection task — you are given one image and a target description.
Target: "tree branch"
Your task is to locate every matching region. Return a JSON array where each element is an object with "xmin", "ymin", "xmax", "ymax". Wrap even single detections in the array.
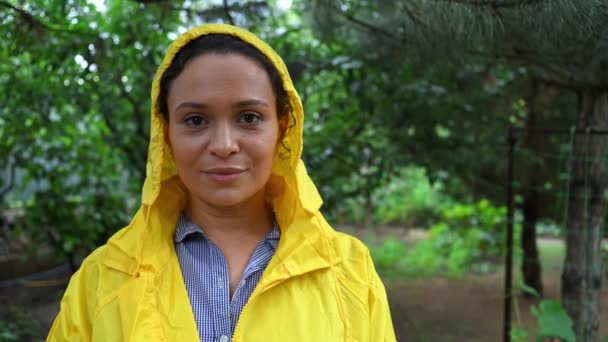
[
  {"xmin": 223, "ymin": 0, "xmax": 235, "ymax": 25},
  {"xmin": 532, "ymin": 75, "xmax": 581, "ymax": 92},
  {"xmin": 438, "ymin": 0, "xmax": 545, "ymax": 8},
  {"xmin": 0, "ymin": 1, "xmax": 38, "ymax": 25},
  {"xmin": 497, "ymin": 49, "xmax": 578, "ymax": 86},
  {"xmin": 0, "ymin": 0, "xmax": 96, "ymax": 36},
  {"xmin": 148, "ymin": 1, "xmax": 268, "ymax": 21},
  {"xmin": 453, "ymin": 42, "xmax": 582, "ymax": 88},
  {"xmin": 328, "ymin": 4, "xmax": 399, "ymax": 42}
]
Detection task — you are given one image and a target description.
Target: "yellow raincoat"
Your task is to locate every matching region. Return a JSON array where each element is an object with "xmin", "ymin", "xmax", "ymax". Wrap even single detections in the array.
[{"xmin": 48, "ymin": 24, "xmax": 396, "ymax": 342}]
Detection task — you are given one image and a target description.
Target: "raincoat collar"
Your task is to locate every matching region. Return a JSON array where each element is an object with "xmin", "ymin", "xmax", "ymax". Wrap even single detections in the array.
[{"xmin": 102, "ymin": 24, "xmax": 332, "ymax": 280}]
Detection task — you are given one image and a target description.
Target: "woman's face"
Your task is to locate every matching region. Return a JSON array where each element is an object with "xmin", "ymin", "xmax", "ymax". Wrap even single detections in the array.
[{"xmin": 166, "ymin": 53, "xmax": 283, "ymax": 210}]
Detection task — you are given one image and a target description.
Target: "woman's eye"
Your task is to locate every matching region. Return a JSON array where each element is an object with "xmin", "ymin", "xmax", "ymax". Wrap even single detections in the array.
[
  {"xmin": 239, "ymin": 112, "xmax": 262, "ymax": 125},
  {"xmin": 184, "ymin": 115, "xmax": 207, "ymax": 127}
]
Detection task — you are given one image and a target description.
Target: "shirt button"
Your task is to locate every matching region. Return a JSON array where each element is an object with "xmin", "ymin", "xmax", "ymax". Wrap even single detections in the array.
[
  {"xmin": 219, "ymin": 335, "xmax": 229, "ymax": 342},
  {"xmin": 239, "ymin": 280, "xmax": 246, "ymax": 288}
]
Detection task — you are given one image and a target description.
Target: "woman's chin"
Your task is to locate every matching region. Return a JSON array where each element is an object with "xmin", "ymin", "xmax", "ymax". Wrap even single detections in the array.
[{"xmin": 189, "ymin": 189, "xmax": 266, "ymax": 211}]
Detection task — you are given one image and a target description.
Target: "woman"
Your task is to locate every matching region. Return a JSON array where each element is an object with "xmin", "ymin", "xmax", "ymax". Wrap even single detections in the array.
[{"xmin": 48, "ymin": 24, "xmax": 395, "ymax": 342}]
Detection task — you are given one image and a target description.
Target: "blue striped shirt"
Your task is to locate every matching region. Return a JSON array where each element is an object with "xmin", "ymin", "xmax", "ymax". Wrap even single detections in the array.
[{"xmin": 174, "ymin": 213, "xmax": 280, "ymax": 342}]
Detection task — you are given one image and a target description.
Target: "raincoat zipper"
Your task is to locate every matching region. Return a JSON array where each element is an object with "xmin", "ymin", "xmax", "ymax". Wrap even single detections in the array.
[{"xmin": 231, "ymin": 277, "xmax": 284, "ymax": 341}]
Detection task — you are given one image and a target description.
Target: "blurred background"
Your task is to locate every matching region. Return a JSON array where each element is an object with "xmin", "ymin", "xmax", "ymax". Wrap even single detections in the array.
[{"xmin": 1, "ymin": 1, "xmax": 608, "ymax": 341}]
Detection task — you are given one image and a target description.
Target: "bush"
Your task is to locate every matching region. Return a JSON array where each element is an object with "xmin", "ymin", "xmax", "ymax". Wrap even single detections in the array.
[
  {"xmin": 327, "ymin": 166, "xmax": 446, "ymax": 228},
  {"xmin": 401, "ymin": 223, "xmax": 491, "ymax": 277},
  {"xmin": 370, "ymin": 238, "xmax": 409, "ymax": 277},
  {"xmin": 370, "ymin": 199, "xmax": 512, "ymax": 278},
  {"xmin": 0, "ymin": 306, "xmax": 44, "ymax": 341},
  {"xmin": 373, "ymin": 167, "xmax": 446, "ymax": 227}
]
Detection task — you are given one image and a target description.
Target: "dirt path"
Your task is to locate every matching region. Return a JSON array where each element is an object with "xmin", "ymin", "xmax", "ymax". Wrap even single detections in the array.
[{"xmin": 387, "ymin": 272, "xmax": 608, "ymax": 341}]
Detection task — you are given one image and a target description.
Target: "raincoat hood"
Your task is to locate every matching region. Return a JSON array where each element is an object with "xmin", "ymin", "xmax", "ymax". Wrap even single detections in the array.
[
  {"xmin": 97, "ymin": 23, "xmax": 330, "ymax": 279},
  {"xmin": 143, "ymin": 24, "xmax": 322, "ymax": 225}
]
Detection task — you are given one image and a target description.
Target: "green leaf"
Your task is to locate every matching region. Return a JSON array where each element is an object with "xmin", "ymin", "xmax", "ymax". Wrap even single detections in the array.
[
  {"xmin": 517, "ymin": 280, "xmax": 541, "ymax": 298},
  {"xmin": 532, "ymin": 300, "xmax": 576, "ymax": 342}
]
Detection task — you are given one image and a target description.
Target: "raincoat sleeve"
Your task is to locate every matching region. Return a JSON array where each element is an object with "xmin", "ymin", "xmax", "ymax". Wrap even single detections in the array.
[
  {"xmin": 47, "ymin": 250, "xmax": 101, "ymax": 341},
  {"xmin": 367, "ymin": 250, "xmax": 397, "ymax": 342}
]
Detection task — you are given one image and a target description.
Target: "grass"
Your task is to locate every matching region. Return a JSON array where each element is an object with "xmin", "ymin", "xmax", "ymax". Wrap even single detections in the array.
[
  {"xmin": 538, "ymin": 240, "xmax": 565, "ymax": 274},
  {"xmin": 516, "ymin": 239, "xmax": 608, "ymax": 277}
]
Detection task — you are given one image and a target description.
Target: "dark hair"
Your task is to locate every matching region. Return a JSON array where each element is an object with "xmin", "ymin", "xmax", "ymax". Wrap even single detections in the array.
[{"xmin": 158, "ymin": 34, "xmax": 291, "ymax": 121}]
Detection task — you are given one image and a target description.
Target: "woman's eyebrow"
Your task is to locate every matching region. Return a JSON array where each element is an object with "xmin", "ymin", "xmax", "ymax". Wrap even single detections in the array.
[
  {"xmin": 173, "ymin": 99, "xmax": 269, "ymax": 111},
  {"xmin": 233, "ymin": 99, "xmax": 269, "ymax": 108},
  {"xmin": 174, "ymin": 102, "xmax": 208, "ymax": 111}
]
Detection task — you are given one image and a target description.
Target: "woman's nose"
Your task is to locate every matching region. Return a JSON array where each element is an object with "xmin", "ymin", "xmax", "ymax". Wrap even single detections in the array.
[{"xmin": 209, "ymin": 122, "xmax": 239, "ymax": 158}]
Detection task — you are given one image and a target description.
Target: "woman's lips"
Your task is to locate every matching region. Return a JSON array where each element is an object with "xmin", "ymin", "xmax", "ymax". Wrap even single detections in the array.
[{"xmin": 203, "ymin": 167, "xmax": 246, "ymax": 182}]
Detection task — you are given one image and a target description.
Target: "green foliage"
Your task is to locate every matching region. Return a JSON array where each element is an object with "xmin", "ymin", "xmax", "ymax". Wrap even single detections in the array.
[
  {"xmin": 369, "ymin": 238, "xmax": 408, "ymax": 277},
  {"xmin": 409, "ymin": 199, "xmax": 509, "ymax": 276},
  {"xmin": 532, "ymin": 300, "xmax": 576, "ymax": 342},
  {"xmin": 512, "ymin": 281, "xmax": 576, "ymax": 342},
  {"xmin": 405, "ymin": 225, "xmax": 479, "ymax": 277},
  {"xmin": 328, "ymin": 166, "xmax": 445, "ymax": 226},
  {"xmin": 370, "ymin": 199, "xmax": 510, "ymax": 278},
  {"xmin": 0, "ymin": 0, "xmax": 183, "ymax": 262},
  {"xmin": 0, "ymin": 306, "xmax": 43, "ymax": 341},
  {"xmin": 299, "ymin": 44, "xmax": 402, "ymax": 212},
  {"xmin": 373, "ymin": 167, "xmax": 446, "ymax": 227},
  {"xmin": 510, "ymin": 328, "xmax": 529, "ymax": 342},
  {"xmin": 0, "ymin": 0, "xmax": 298, "ymax": 264},
  {"xmin": 439, "ymin": 199, "xmax": 508, "ymax": 256},
  {"xmin": 511, "ymin": 300, "xmax": 577, "ymax": 342},
  {"xmin": 331, "ymin": 197, "xmax": 367, "ymax": 225}
]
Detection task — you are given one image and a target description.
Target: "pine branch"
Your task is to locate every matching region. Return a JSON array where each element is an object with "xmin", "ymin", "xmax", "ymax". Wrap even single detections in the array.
[
  {"xmin": 327, "ymin": 3, "xmax": 399, "ymax": 41},
  {"xmin": 151, "ymin": 1, "xmax": 268, "ymax": 20},
  {"xmin": 313, "ymin": 0, "xmax": 608, "ymax": 88},
  {"xmin": 0, "ymin": 0, "xmax": 96, "ymax": 36},
  {"xmin": 438, "ymin": 0, "xmax": 545, "ymax": 8},
  {"xmin": 401, "ymin": 2, "xmax": 421, "ymax": 26},
  {"xmin": 497, "ymin": 49, "xmax": 596, "ymax": 88},
  {"xmin": 534, "ymin": 76, "xmax": 580, "ymax": 92}
]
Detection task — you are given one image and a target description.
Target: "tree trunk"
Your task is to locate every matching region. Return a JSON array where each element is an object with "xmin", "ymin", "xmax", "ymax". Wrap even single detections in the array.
[
  {"xmin": 364, "ymin": 189, "xmax": 373, "ymax": 229},
  {"xmin": 362, "ymin": 189, "xmax": 375, "ymax": 244},
  {"xmin": 521, "ymin": 189, "xmax": 543, "ymax": 298},
  {"xmin": 520, "ymin": 78, "xmax": 544, "ymax": 299},
  {"xmin": 561, "ymin": 89, "xmax": 608, "ymax": 342}
]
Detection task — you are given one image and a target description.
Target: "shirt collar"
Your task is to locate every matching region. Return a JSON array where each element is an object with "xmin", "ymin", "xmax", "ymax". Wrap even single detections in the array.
[
  {"xmin": 265, "ymin": 221, "xmax": 280, "ymax": 252},
  {"xmin": 173, "ymin": 212, "xmax": 204, "ymax": 243},
  {"xmin": 174, "ymin": 212, "xmax": 281, "ymax": 250}
]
